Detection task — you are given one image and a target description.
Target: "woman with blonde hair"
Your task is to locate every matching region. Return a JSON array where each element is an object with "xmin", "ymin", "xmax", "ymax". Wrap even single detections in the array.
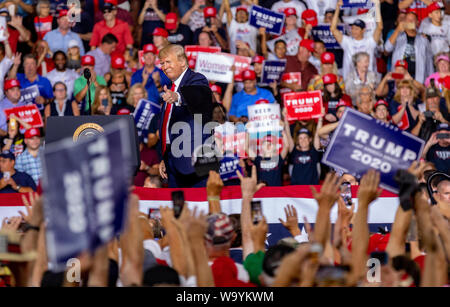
[
  {"xmin": 91, "ymin": 85, "xmax": 112, "ymax": 115},
  {"xmin": 127, "ymin": 83, "xmax": 148, "ymax": 108},
  {"xmin": 389, "ymin": 79, "xmax": 420, "ymax": 132}
]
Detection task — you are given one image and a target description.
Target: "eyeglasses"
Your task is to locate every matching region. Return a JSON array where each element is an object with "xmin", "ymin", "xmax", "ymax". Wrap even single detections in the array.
[{"xmin": 54, "ymin": 88, "xmax": 66, "ymax": 92}]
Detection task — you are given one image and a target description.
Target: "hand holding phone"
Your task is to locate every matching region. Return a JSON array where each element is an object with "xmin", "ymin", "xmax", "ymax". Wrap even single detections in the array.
[
  {"xmin": 251, "ymin": 201, "xmax": 263, "ymax": 224},
  {"xmin": 3, "ymin": 171, "xmax": 10, "ymax": 180},
  {"xmin": 391, "ymin": 73, "xmax": 404, "ymax": 80},
  {"xmin": 340, "ymin": 182, "xmax": 352, "ymax": 206},
  {"xmin": 171, "ymin": 191, "xmax": 185, "ymax": 219}
]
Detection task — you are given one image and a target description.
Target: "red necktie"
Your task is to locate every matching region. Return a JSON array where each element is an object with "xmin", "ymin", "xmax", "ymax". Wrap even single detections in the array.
[{"xmin": 162, "ymin": 83, "xmax": 175, "ymax": 155}]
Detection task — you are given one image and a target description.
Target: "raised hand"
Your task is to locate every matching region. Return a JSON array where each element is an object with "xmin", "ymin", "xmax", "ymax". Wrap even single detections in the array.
[
  {"xmin": 236, "ymin": 165, "xmax": 265, "ymax": 200},
  {"xmin": 206, "ymin": 170, "xmax": 224, "ymax": 198},
  {"xmin": 310, "ymin": 172, "xmax": 342, "ymax": 209},
  {"xmin": 357, "ymin": 169, "xmax": 382, "ymax": 207},
  {"xmin": 279, "ymin": 204, "xmax": 301, "ymax": 236}
]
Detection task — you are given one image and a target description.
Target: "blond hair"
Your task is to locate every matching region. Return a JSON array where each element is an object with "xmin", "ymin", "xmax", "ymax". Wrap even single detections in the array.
[
  {"xmin": 393, "ymin": 79, "xmax": 417, "ymax": 102},
  {"xmin": 127, "ymin": 83, "xmax": 148, "ymax": 106}
]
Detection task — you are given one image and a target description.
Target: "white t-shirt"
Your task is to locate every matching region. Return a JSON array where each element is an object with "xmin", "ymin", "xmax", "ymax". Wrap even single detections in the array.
[
  {"xmin": 271, "ymin": 0, "xmax": 306, "ymax": 27},
  {"xmin": 0, "ymin": 57, "xmax": 13, "ymax": 100},
  {"xmin": 228, "ymin": 19, "xmax": 259, "ymax": 54},
  {"xmin": 340, "ymin": 34, "xmax": 377, "ymax": 79},
  {"xmin": 188, "ymin": 10, "xmax": 206, "ymax": 33},
  {"xmin": 304, "ymin": 0, "xmax": 337, "ymax": 23},
  {"xmin": 46, "ymin": 69, "xmax": 80, "ymax": 99},
  {"xmin": 418, "ymin": 19, "xmax": 450, "ymax": 56},
  {"xmin": 267, "ymin": 29, "xmax": 302, "ymax": 56},
  {"xmin": 221, "ymin": 4, "xmax": 251, "ymax": 24}
]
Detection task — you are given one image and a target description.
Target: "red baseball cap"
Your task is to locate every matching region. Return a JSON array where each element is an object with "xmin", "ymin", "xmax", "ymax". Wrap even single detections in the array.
[
  {"xmin": 427, "ymin": 1, "xmax": 444, "ymax": 14},
  {"xmin": 58, "ymin": 9, "xmax": 68, "ymax": 18},
  {"xmin": 242, "ymin": 69, "xmax": 256, "ymax": 81},
  {"xmin": 152, "ymin": 27, "xmax": 168, "ymax": 38},
  {"xmin": 252, "ymin": 55, "xmax": 265, "ymax": 64},
  {"xmin": 395, "ymin": 59, "xmax": 408, "ymax": 70},
  {"xmin": 301, "ymin": 9, "xmax": 318, "ymax": 27},
  {"xmin": 117, "ymin": 108, "xmax": 131, "ymax": 115},
  {"xmin": 4, "ymin": 79, "xmax": 20, "ymax": 91},
  {"xmin": 255, "ymin": 99, "xmax": 270, "ymax": 104},
  {"xmin": 284, "ymin": 7, "xmax": 297, "ymax": 18},
  {"xmin": 188, "ymin": 58, "xmax": 196, "ymax": 69},
  {"xmin": 81, "ymin": 55, "xmax": 95, "ymax": 66},
  {"xmin": 111, "ymin": 54, "xmax": 125, "ymax": 69},
  {"xmin": 322, "ymin": 73, "xmax": 337, "ymax": 85},
  {"xmin": 204, "ymin": 6, "xmax": 217, "ymax": 18},
  {"xmin": 210, "ymin": 84, "xmax": 222, "ymax": 95},
  {"xmin": 299, "ymin": 39, "xmax": 315, "ymax": 53},
  {"xmin": 142, "ymin": 43, "xmax": 157, "ymax": 54},
  {"xmin": 236, "ymin": 6, "xmax": 248, "ymax": 14},
  {"xmin": 24, "ymin": 128, "xmax": 41, "ymax": 139},
  {"xmin": 165, "ymin": 12, "xmax": 178, "ymax": 30},
  {"xmin": 336, "ymin": 97, "xmax": 352, "ymax": 109},
  {"xmin": 374, "ymin": 99, "xmax": 389, "ymax": 110},
  {"xmin": 321, "ymin": 52, "xmax": 335, "ymax": 64}
]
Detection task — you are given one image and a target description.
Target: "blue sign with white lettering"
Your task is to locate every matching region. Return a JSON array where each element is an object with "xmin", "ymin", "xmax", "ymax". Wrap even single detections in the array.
[
  {"xmin": 133, "ymin": 99, "xmax": 161, "ymax": 144},
  {"xmin": 19, "ymin": 85, "xmax": 41, "ymax": 110},
  {"xmin": 219, "ymin": 156, "xmax": 242, "ymax": 181},
  {"xmin": 41, "ymin": 120, "xmax": 132, "ymax": 269},
  {"xmin": 322, "ymin": 108, "xmax": 425, "ymax": 193},
  {"xmin": 312, "ymin": 25, "xmax": 345, "ymax": 49},
  {"xmin": 260, "ymin": 60, "xmax": 286, "ymax": 85},
  {"xmin": 341, "ymin": 0, "xmax": 373, "ymax": 8},
  {"xmin": 249, "ymin": 5, "xmax": 285, "ymax": 35}
]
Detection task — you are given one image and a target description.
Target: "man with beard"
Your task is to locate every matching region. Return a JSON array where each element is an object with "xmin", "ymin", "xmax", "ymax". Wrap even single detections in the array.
[{"xmin": 45, "ymin": 51, "xmax": 79, "ymax": 99}]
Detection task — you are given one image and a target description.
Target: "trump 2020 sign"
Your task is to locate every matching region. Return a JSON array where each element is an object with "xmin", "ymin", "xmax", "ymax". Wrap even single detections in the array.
[{"xmin": 322, "ymin": 108, "xmax": 425, "ymax": 193}]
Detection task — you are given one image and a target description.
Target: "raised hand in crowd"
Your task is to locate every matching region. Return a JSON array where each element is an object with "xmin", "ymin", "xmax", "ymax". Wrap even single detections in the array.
[
  {"xmin": 206, "ymin": 170, "xmax": 224, "ymax": 214},
  {"xmin": 279, "ymin": 204, "xmax": 301, "ymax": 237}
]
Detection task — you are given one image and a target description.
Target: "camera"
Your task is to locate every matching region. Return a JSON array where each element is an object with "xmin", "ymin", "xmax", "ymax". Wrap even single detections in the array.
[
  {"xmin": 423, "ymin": 111, "xmax": 434, "ymax": 118},
  {"xmin": 251, "ymin": 201, "xmax": 263, "ymax": 224},
  {"xmin": 205, "ymin": 17, "xmax": 212, "ymax": 27}
]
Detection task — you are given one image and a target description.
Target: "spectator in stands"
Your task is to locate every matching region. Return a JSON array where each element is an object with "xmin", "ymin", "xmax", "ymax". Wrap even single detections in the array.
[
  {"xmin": 180, "ymin": 0, "xmax": 207, "ymax": 33},
  {"xmin": 166, "ymin": 12, "xmax": 193, "ymax": 47},
  {"xmin": 308, "ymin": 51, "xmax": 345, "ymax": 92},
  {"xmin": 355, "ymin": 84, "xmax": 376, "ymax": 116},
  {"xmin": 104, "ymin": 54, "xmax": 132, "ymax": 84},
  {"xmin": 224, "ymin": 0, "xmax": 258, "ymax": 55},
  {"xmin": 152, "ymin": 27, "xmax": 170, "ymax": 51},
  {"xmin": 321, "ymin": 74, "xmax": 351, "ymax": 123},
  {"xmin": 11, "ymin": 54, "xmax": 54, "ymax": 109},
  {"xmin": 418, "ymin": 2, "xmax": 450, "ymax": 56},
  {"xmin": 138, "ymin": 0, "xmax": 166, "ymax": 47},
  {"xmin": 330, "ymin": 0, "xmax": 383, "ymax": 79},
  {"xmin": 94, "ymin": 0, "xmax": 133, "ymax": 27},
  {"xmin": 398, "ymin": 0, "xmax": 431, "ymax": 23},
  {"xmin": 373, "ymin": 99, "xmax": 391, "ymax": 124},
  {"xmin": 0, "ymin": 150, "xmax": 36, "ymax": 193},
  {"xmin": 127, "ymin": 83, "xmax": 147, "ymax": 109},
  {"xmin": 0, "ymin": 37, "xmax": 14, "ymax": 100},
  {"xmin": 15, "ymin": 128, "xmax": 42, "ymax": 185},
  {"xmin": 425, "ymin": 53, "xmax": 450, "ymax": 90},
  {"xmin": 423, "ymin": 123, "xmax": 450, "ymax": 173},
  {"xmin": 44, "ymin": 81, "xmax": 80, "ymax": 118},
  {"xmin": 412, "ymin": 86, "xmax": 449, "ymax": 140},
  {"xmin": 228, "ymin": 70, "xmax": 276, "ymax": 123},
  {"xmin": 45, "ymin": 51, "xmax": 79, "ymax": 100},
  {"xmin": 271, "ymin": 0, "xmax": 306, "ymax": 27},
  {"xmin": 265, "ymin": 39, "xmax": 287, "ymax": 61},
  {"xmin": 91, "ymin": 85, "xmax": 112, "ymax": 115},
  {"xmin": 43, "ymin": 9, "xmax": 85, "ymax": 56},
  {"xmin": 309, "ymin": 40, "xmax": 326, "ymax": 73},
  {"xmin": 193, "ymin": 7, "xmax": 228, "ymax": 51},
  {"xmin": 89, "ymin": 0, "xmax": 133, "ymax": 57},
  {"xmin": 33, "ymin": 40, "xmax": 54, "ymax": 76},
  {"xmin": 435, "ymin": 179, "xmax": 450, "ymax": 203},
  {"xmin": 0, "ymin": 80, "xmax": 23, "ymax": 136},
  {"xmin": 109, "ymin": 72, "xmax": 132, "ymax": 114},
  {"xmin": 385, "ymin": 11, "xmax": 433, "ymax": 84},
  {"xmin": 74, "ymin": 55, "xmax": 107, "ymax": 115},
  {"xmin": 66, "ymin": 40, "xmax": 82, "ymax": 73},
  {"xmin": 34, "ymin": 0, "xmax": 56, "ymax": 41},
  {"xmin": 345, "ymin": 52, "xmax": 381, "ymax": 103},
  {"xmin": 86, "ymin": 33, "xmax": 118, "ymax": 78},
  {"xmin": 282, "ymin": 39, "xmax": 318, "ymax": 91},
  {"xmin": 0, "ymin": 8, "xmax": 31, "ymax": 53},
  {"xmin": 131, "ymin": 43, "xmax": 170, "ymax": 105},
  {"xmin": 389, "ymin": 79, "xmax": 420, "ymax": 132},
  {"xmin": 1, "ymin": 115, "xmax": 28, "ymax": 155}
]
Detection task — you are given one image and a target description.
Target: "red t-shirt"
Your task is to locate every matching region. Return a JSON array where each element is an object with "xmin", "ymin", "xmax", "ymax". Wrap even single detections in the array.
[
  {"xmin": 90, "ymin": 19, "xmax": 133, "ymax": 56},
  {"xmin": 7, "ymin": 27, "xmax": 20, "ymax": 53},
  {"xmin": 34, "ymin": 16, "xmax": 54, "ymax": 41}
]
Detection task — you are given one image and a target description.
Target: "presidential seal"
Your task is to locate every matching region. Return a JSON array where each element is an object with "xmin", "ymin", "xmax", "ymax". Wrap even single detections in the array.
[{"xmin": 72, "ymin": 123, "xmax": 104, "ymax": 141}]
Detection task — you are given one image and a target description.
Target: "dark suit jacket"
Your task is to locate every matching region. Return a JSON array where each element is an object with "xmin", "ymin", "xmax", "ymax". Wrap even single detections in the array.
[{"xmin": 159, "ymin": 68, "xmax": 211, "ymax": 175}]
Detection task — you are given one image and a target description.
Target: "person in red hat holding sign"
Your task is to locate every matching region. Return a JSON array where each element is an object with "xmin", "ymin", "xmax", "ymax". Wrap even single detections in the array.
[
  {"xmin": 131, "ymin": 43, "xmax": 171, "ymax": 104},
  {"xmin": 15, "ymin": 128, "xmax": 42, "ymax": 186},
  {"xmin": 0, "ymin": 79, "xmax": 24, "ymax": 137},
  {"xmin": 73, "ymin": 55, "xmax": 107, "ymax": 115},
  {"xmin": 89, "ymin": 0, "xmax": 133, "ymax": 57},
  {"xmin": 281, "ymin": 39, "xmax": 318, "ymax": 91}
]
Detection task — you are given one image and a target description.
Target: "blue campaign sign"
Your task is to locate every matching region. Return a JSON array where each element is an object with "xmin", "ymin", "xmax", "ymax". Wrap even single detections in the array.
[
  {"xmin": 219, "ymin": 156, "xmax": 242, "ymax": 181},
  {"xmin": 41, "ymin": 120, "xmax": 132, "ymax": 268},
  {"xmin": 342, "ymin": 0, "xmax": 373, "ymax": 8},
  {"xmin": 19, "ymin": 85, "xmax": 41, "ymax": 110},
  {"xmin": 322, "ymin": 108, "xmax": 425, "ymax": 193},
  {"xmin": 312, "ymin": 24, "xmax": 345, "ymax": 49},
  {"xmin": 133, "ymin": 99, "xmax": 161, "ymax": 143},
  {"xmin": 249, "ymin": 5, "xmax": 285, "ymax": 35},
  {"xmin": 260, "ymin": 60, "xmax": 286, "ymax": 85}
]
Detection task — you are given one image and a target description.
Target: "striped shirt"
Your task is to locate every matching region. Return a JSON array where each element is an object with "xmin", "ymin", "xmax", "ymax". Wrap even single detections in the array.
[{"xmin": 15, "ymin": 148, "xmax": 42, "ymax": 185}]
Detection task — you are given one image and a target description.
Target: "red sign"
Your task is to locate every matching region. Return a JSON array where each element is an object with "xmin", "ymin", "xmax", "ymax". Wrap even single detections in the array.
[
  {"xmin": 216, "ymin": 130, "xmax": 248, "ymax": 158},
  {"xmin": 281, "ymin": 72, "xmax": 301, "ymax": 86},
  {"xmin": 4, "ymin": 105, "xmax": 44, "ymax": 128},
  {"xmin": 185, "ymin": 45, "xmax": 221, "ymax": 68},
  {"xmin": 396, "ymin": 105, "xmax": 410, "ymax": 130},
  {"xmin": 283, "ymin": 90, "xmax": 323, "ymax": 121},
  {"xmin": 225, "ymin": 53, "xmax": 252, "ymax": 82}
]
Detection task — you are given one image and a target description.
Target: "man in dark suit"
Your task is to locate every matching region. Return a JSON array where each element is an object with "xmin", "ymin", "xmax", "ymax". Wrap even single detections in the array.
[{"xmin": 158, "ymin": 44, "xmax": 214, "ymax": 188}]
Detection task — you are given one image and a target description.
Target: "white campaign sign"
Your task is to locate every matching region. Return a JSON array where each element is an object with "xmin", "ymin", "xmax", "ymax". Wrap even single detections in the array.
[{"xmin": 195, "ymin": 52, "xmax": 235, "ymax": 83}]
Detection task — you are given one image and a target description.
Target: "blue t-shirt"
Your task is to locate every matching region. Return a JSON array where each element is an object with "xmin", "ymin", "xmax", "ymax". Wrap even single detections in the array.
[
  {"xmin": 289, "ymin": 147, "xmax": 320, "ymax": 185},
  {"xmin": 131, "ymin": 67, "xmax": 171, "ymax": 105},
  {"xmin": 229, "ymin": 87, "xmax": 276, "ymax": 118},
  {"xmin": 254, "ymin": 156, "xmax": 284, "ymax": 187},
  {"xmin": 16, "ymin": 74, "xmax": 54, "ymax": 100},
  {"xmin": 426, "ymin": 144, "xmax": 449, "ymax": 174},
  {"xmin": 0, "ymin": 170, "xmax": 37, "ymax": 193}
]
